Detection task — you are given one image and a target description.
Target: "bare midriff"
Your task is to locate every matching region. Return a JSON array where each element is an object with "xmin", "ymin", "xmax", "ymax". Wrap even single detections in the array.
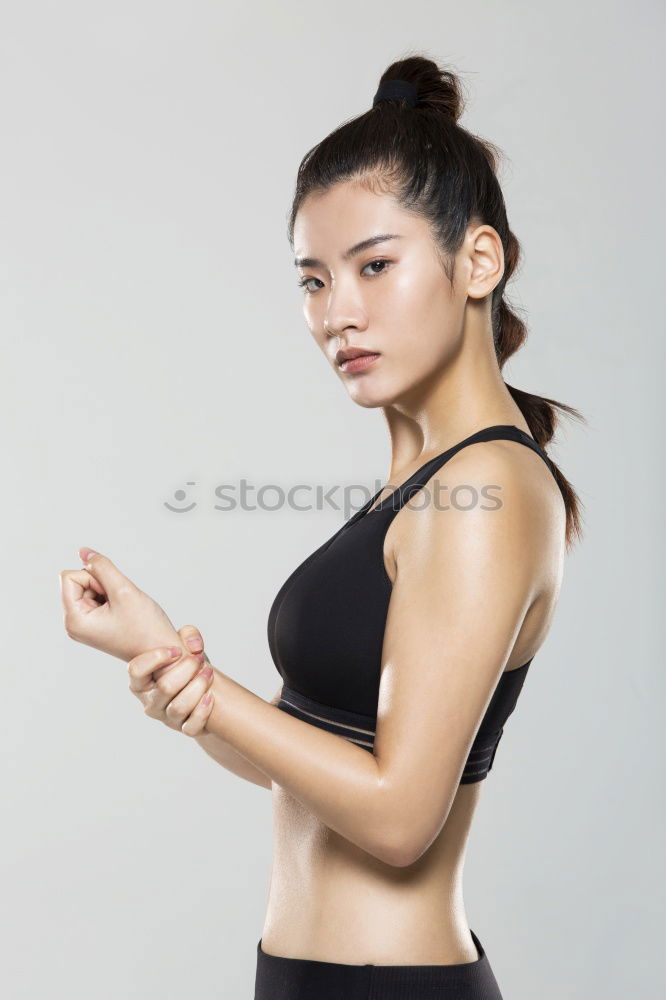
[{"xmin": 261, "ymin": 774, "xmax": 484, "ymax": 966}]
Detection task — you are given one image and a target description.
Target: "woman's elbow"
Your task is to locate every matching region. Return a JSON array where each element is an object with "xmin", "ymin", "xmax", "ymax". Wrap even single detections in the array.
[
  {"xmin": 374, "ymin": 792, "xmax": 448, "ymax": 868},
  {"xmin": 371, "ymin": 794, "xmax": 427, "ymax": 868},
  {"xmin": 374, "ymin": 825, "xmax": 425, "ymax": 868}
]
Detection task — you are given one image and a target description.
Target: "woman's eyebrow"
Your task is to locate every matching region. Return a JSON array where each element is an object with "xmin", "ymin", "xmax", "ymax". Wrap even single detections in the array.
[{"xmin": 294, "ymin": 233, "xmax": 403, "ymax": 269}]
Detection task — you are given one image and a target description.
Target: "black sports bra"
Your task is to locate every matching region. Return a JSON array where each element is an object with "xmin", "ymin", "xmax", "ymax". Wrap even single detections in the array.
[{"xmin": 267, "ymin": 425, "xmax": 558, "ymax": 784}]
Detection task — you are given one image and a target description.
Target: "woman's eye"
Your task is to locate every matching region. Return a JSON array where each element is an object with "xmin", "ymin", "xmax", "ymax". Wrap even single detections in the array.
[
  {"xmin": 297, "ymin": 259, "xmax": 392, "ymax": 294},
  {"xmin": 297, "ymin": 276, "xmax": 324, "ymax": 294},
  {"xmin": 361, "ymin": 258, "xmax": 391, "ymax": 277}
]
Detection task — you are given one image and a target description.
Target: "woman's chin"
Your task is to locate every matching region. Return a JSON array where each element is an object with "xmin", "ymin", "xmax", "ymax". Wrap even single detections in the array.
[{"xmin": 345, "ymin": 383, "xmax": 400, "ymax": 409}]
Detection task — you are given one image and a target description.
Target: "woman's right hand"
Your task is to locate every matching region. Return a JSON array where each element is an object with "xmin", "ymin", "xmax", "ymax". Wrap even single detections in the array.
[
  {"xmin": 60, "ymin": 549, "xmax": 181, "ymax": 663},
  {"xmin": 127, "ymin": 625, "xmax": 215, "ymax": 737}
]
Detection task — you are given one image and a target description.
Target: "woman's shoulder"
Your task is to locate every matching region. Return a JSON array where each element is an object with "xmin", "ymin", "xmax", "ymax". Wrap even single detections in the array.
[{"xmin": 386, "ymin": 435, "xmax": 565, "ymax": 586}]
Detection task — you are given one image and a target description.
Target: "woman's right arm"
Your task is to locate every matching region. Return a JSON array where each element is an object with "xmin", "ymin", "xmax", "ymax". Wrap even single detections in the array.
[{"xmin": 193, "ymin": 688, "xmax": 281, "ymax": 790}]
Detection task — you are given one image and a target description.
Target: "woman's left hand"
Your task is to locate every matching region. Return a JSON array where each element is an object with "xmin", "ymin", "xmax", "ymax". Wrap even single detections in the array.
[
  {"xmin": 127, "ymin": 629, "xmax": 216, "ymax": 738},
  {"xmin": 59, "ymin": 547, "xmax": 182, "ymax": 663}
]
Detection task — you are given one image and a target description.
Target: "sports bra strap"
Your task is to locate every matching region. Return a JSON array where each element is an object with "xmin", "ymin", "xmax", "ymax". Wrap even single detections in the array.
[{"xmin": 361, "ymin": 424, "xmax": 557, "ymax": 519}]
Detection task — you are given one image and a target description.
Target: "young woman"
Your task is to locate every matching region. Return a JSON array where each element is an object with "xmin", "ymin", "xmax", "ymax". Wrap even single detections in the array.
[{"xmin": 60, "ymin": 55, "xmax": 584, "ymax": 1000}]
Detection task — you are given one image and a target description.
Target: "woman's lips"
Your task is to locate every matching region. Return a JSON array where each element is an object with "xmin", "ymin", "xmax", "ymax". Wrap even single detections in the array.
[{"xmin": 339, "ymin": 353, "xmax": 381, "ymax": 374}]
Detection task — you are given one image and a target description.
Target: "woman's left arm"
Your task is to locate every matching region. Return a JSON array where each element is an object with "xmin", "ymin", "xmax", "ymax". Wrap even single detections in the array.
[
  {"xmin": 202, "ymin": 444, "xmax": 547, "ymax": 868},
  {"xmin": 204, "ymin": 670, "xmax": 386, "ymax": 848}
]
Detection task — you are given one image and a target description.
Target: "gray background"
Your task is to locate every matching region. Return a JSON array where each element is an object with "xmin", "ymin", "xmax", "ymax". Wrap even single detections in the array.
[{"xmin": 2, "ymin": 1, "xmax": 663, "ymax": 997}]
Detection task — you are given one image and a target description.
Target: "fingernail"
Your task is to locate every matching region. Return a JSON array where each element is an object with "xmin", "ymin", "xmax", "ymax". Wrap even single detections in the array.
[
  {"xmin": 169, "ymin": 647, "xmax": 181, "ymax": 659},
  {"xmin": 186, "ymin": 635, "xmax": 203, "ymax": 652},
  {"xmin": 202, "ymin": 666, "xmax": 213, "ymax": 678}
]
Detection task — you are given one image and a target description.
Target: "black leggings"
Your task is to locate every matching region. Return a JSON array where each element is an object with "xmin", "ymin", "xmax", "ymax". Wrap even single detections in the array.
[{"xmin": 254, "ymin": 928, "xmax": 503, "ymax": 999}]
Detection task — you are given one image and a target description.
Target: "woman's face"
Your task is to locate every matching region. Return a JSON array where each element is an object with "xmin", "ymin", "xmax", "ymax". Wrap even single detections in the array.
[{"xmin": 292, "ymin": 180, "xmax": 470, "ymax": 409}]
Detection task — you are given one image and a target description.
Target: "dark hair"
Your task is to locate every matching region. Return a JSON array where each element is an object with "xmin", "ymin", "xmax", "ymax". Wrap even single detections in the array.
[{"xmin": 288, "ymin": 53, "xmax": 586, "ymax": 550}]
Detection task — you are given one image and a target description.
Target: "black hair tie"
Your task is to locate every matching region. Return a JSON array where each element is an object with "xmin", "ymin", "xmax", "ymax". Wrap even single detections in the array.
[{"xmin": 372, "ymin": 79, "xmax": 418, "ymax": 108}]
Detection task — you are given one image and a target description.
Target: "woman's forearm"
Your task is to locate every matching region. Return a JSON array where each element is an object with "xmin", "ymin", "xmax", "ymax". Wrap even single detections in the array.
[
  {"xmin": 203, "ymin": 669, "xmax": 395, "ymax": 865},
  {"xmin": 194, "ymin": 730, "xmax": 273, "ymax": 789},
  {"xmin": 193, "ymin": 689, "xmax": 281, "ymax": 790}
]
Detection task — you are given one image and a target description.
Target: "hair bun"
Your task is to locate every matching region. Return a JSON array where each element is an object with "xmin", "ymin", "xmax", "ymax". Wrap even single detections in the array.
[
  {"xmin": 372, "ymin": 79, "xmax": 419, "ymax": 108},
  {"xmin": 375, "ymin": 55, "xmax": 466, "ymax": 123}
]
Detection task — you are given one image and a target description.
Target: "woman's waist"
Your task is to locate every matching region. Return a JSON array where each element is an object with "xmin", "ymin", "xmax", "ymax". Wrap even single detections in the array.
[
  {"xmin": 266, "ymin": 828, "xmax": 470, "ymax": 964},
  {"xmin": 261, "ymin": 877, "xmax": 476, "ymax": 966}
]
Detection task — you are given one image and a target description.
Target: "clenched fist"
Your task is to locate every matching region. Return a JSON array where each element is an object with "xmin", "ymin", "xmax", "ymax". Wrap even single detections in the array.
[{"xmin": 60, "ymin": 547, "xmax": 181, "ymax": 663}]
